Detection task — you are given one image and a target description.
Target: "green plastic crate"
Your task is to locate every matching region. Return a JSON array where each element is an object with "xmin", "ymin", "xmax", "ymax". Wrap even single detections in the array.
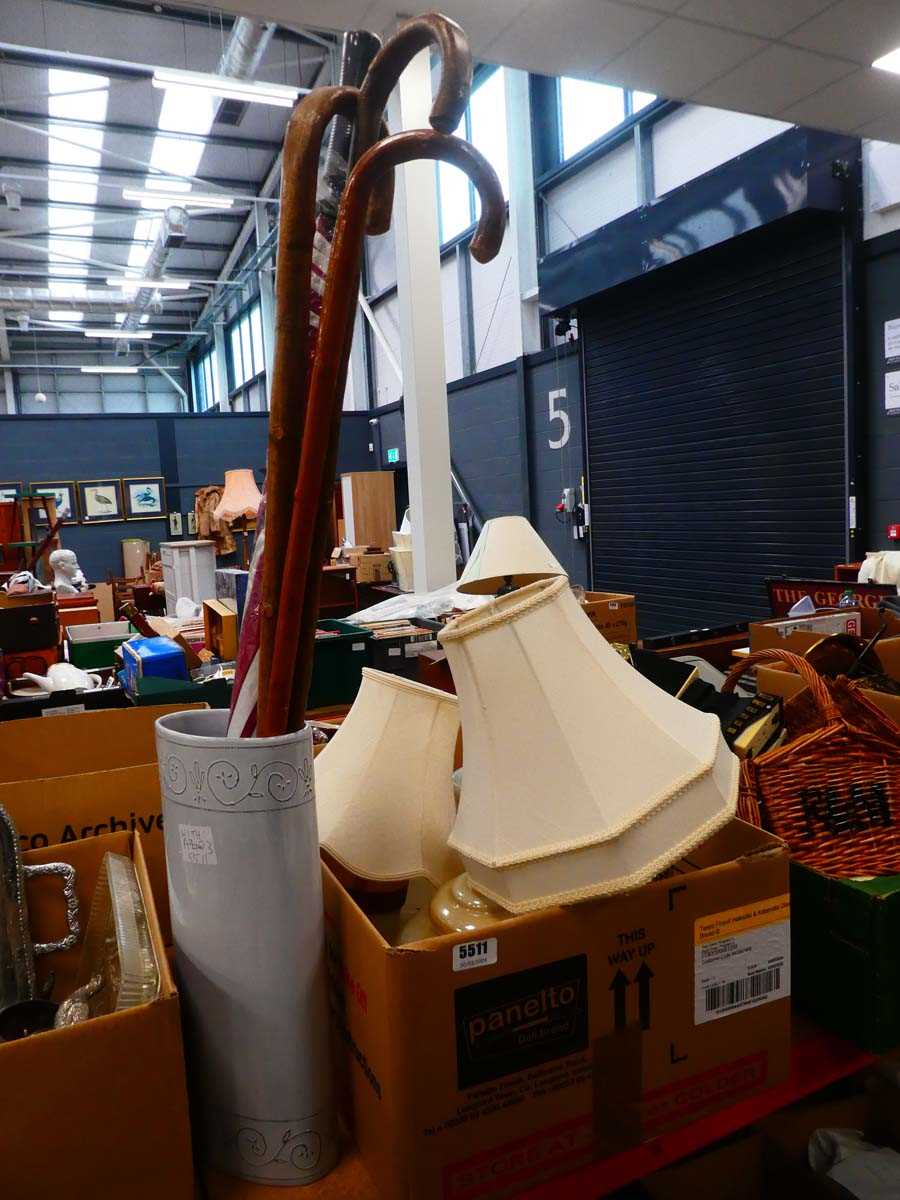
[
  {"xmin": 791, "ymin": 861, "xmax": 900, "ymax": 1052},
  {"xmin": 307, "ymin": 620, "xmax": 373, "ymax": 710},
  {"xmin": 66, "ymin": 621, "xmax": 133, "ymax": 669}
]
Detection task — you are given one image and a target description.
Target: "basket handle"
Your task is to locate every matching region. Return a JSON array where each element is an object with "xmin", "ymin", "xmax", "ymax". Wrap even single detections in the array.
[{"xmin": 722, "ymin": 648, "xmax": 841, "ymax": 723}]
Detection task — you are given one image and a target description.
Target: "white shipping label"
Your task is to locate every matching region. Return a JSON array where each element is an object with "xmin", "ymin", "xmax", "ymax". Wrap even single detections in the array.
[
  {"xmin": 179, "ymin": 823, "xmax": 218, "ymax": 866},
  {"xmin": 694, "ymin": 895, "xmax": 790, "ymax": 1024},
  {"xmin": 352, "ymin": 642, "xmax": 366, "ymax": 652},
  {"xmin": 453, "ymin": 937, "xmax": 498, "ymax": 972},
  {"xmin": 404, "ymin": 639, "xmax": 438, "ymax": 657},
  {"xmin": 43, "ymin": 704, "xmax": 86, "ymax": 717}
]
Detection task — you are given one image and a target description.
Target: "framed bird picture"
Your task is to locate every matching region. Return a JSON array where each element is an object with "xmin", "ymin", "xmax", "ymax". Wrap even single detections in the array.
[
  {"xmin": 78, "ymin": 478, "xmax": 124, "ymax": 524},
  {"xmin": 30, "ymin": 481, "xmax": 78, "ymax": 525},
  {"xmin": 122, "ymin": 475, "xmax": 167, "ymax": 520}
]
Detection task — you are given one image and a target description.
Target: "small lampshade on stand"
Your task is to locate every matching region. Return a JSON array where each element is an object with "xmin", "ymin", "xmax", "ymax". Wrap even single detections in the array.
[
  {"xmin": 315, "ymin": 669, "xmax": 462, "ymax": 886},
  {"xmin": 457, "ymin": 515, "xmax": 567, "ymax": 595},
  {"xmin": 438, "ymin": 576, "xmax": 738, "ymax": 912},
  {"xmin": 213, "ymin": 469, "xmax": 262, "ymax": 570}
]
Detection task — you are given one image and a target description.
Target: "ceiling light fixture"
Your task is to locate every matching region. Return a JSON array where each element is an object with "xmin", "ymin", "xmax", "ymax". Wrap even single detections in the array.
[
  {"xmin": 122, "ymin": 187, "xmax": 235, "ymax": 210},
  {"xmin": 105, "ymin": 276, "xmax": 192, "ymax": 291},
  {"xmin": 874, "ymin": 48, "xmax": 900, "ymax": 72},
  {"xmin": 151, "ymin": 66, "xmax": 301, "ymax": 108},
  {"xmin": 83, "ymin": 328, "xmax": 153, "ymax": 340},
  {"xmin": 79, "ymin": 365, "xmax": 140, "ymax": 374}
]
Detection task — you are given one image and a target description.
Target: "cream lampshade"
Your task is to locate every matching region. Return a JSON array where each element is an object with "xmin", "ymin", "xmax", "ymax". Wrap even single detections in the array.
[
  {"xmin": 438, "ymin": 576, "xmax": 738, "ymax": 912},
  {"xmin": 457, "ymin": 515, "xmax": 567, "ymax": 595},
  {"xmin": 212, "ymin": 469, "xmax": 262, "ymax": 521},
  {"xmin": 315, "ymin": 668, "xmax": 462, "ymax": 886}
]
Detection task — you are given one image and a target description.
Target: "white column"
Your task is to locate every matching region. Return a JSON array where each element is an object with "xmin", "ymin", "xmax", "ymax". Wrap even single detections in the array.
[
  {"xmin": 394, "ymin": 48, "xmax": 457, "ymax": 591},
  {"xmin": 255, "ymin": 200, "xmax": 276, "ymax": 410},
  {"xmin": 505, "ymin": 68, "xmax": 542, "ymax": 355},
  {"xmin": 213, "ymin": 323, "xmax": 230, "ymax": 412},
  {"xmin": 0, "ymin": 317, "xmax": 16, "ymax": 413}
]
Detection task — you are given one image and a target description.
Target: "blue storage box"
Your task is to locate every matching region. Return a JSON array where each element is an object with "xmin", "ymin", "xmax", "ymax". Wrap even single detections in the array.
[{"xmin": 121, "ymin": 636, "xmax": 189, "ymax": 696}]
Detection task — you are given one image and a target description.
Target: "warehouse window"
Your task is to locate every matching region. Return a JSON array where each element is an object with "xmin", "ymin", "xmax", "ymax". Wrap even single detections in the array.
[
  {"xmin": 192, "ymin": 345, "xmax": 220, "ymax": 412},
  {"xmin": 437, "ymin": 66, "xmax": 509, "ymax": 244},
  {"xmin": 558, "ymin": 78, "xmax": 657, "ymax": 161},
  {"xmin": 227, "ymin": 300, "xmax": 265, "ymax": 391}
]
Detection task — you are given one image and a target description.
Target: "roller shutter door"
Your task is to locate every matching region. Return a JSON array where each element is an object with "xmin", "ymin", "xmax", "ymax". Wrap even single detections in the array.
[{"xmin": 581, "ymin": 216, "xmax": 849, "ymax": 638}]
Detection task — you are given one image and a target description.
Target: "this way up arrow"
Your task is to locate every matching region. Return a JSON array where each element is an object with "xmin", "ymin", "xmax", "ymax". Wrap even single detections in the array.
[
  {"xmin": 636, "ymin": 961, "xmax": 654, "ymax": 1030},
  {"xmin": 610, "ymin": 969, "xmax": 629, "ymax": 1030}
]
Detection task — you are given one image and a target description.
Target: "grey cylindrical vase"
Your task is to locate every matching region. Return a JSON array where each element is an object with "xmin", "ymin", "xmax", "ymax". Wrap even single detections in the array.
[{"xmin": 155, "ymin": 707, "xmax": 337, "ymax": 1186}]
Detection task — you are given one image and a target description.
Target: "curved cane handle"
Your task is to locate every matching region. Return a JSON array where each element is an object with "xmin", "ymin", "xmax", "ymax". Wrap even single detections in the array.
[
  {"xmin": 22, "ymin": 861, "xmax": 79, "ymax": 955},
  {"xmin": 346, "ymin": 129, "xmax": 505, "ymax": 262},
  {"xmin": 722, "ymin": 647, "xmax": 840, "ymax": 723},
  {"xmin": 358, "ymin": 13, "xmax": 472, "ymax": 139}
]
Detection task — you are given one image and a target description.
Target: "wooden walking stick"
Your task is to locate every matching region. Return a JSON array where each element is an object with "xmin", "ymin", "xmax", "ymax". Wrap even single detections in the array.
[
  {"xmin": 266, "ymin": 130, "xmax": 506, "ymax": 735},
  {"xmin": 277, "ymin": 13, "xmax": 475, "ymax": 730},
  {"xmin": 254, "ymin": 12, "xmax": 472, "ymax": 733}
]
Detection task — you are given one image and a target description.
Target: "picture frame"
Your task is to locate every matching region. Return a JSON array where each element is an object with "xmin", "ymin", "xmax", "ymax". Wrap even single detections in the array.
[
  {"xmin": 30, "ymin": 481, "xmax": 78, "ymax": 525},
  {"xmin": 0, "ymin": 481, "xmax": 23, "ymax": 505},
  {"xmin": 122, "ymin": 475, "xmax": 167, "ymax": 520},
  {"xmin": 77, "ymin": 478, "xmax": 124, "ymax": 524}
]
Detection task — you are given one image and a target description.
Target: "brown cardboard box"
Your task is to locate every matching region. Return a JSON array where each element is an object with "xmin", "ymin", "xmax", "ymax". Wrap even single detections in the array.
[
  {"xmin": 757, "ymin": 662, "xmax": 900, "ymax": 726},
  {"xmin": 749, "ymin": 612, "xmax": 863, "ymax": 655},
  {"xmin": 0, "ymin": 703, "xmax": 204, "ymax": 940},
  {"xmin": 203, "ymin": 597, "xmax": 238, "ymax": 659},
  {"xmin": 581, "ymin": 590, "xmax": 638, "ymax": 642},
  {"xmin": 336, "ymin": 547, "xmax": 394, "ymax": 583},
  {"xmin": 324, "ymin": 820, "xmax": 790, "ymax": 1200},
  {"xmin": 1, "ymin": 831, "xmax": 194, "ymax": 1200}
]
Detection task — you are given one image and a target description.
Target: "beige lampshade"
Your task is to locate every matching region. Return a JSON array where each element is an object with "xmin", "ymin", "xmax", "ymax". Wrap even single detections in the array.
[
  {"xmin": 457, "ymin": 516, "xmax": 567, "ymax": 595},
  {"xmin": 438, "ymin": 575, "xmax": 738, "ymax": 912},
  {"xmin": 212, "ymin": 469, "xmax": 261, "ymax": 522},
  {"xmin": 315, "ymin": 668, "xmax": 462, "ymax": 885}
]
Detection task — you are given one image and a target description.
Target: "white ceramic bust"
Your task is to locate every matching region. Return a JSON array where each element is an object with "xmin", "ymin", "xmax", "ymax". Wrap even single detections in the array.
[{"xmin": 49, "ymin": 548, "xmax": 88, "ymax": 595}]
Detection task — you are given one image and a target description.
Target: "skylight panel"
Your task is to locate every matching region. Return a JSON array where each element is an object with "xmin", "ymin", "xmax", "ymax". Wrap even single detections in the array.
[
  {"xmin": 45, "ymin": 67, "xmax": 109, "ymax": 299},
  {"xmin": 48, "ymin": 310, "xmax": 84, "ymax": 321}
]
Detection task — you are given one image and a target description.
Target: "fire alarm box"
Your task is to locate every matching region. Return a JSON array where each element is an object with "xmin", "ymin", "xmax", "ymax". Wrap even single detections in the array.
[{"xmin": 889, "ymin": 524, "xmax": 900, "ymax": 540}]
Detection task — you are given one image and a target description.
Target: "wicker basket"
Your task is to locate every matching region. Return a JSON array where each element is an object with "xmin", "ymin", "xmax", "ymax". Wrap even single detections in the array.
[{"xmin": 722, "ymin": 649, "xmax": 900, "ymax": 876}]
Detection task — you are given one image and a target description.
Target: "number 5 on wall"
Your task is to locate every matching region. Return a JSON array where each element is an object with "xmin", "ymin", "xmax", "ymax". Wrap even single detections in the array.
[{"xmin": 548, "ymin": 388, "xmax": 570, "ymax": 450}]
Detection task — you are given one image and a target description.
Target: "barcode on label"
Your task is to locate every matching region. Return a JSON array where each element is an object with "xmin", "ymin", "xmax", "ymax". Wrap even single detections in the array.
[{"xmin": 705, "ymin": 966, "xmax": 781, "ymax": 1014}]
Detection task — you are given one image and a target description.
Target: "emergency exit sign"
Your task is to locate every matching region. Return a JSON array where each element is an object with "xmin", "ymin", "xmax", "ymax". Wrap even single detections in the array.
[{"xmin": 386, "ymin": 447, "xmax": 400, "ymax": 463}]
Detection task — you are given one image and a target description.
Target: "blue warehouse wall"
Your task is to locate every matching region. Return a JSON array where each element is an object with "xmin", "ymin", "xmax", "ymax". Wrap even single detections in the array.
[
  {"xmin": 369, "ymin": 345, "xmax": 589, "ymax": 586},
  {"xmin": 0, "ymin": 412, "xmax": 377, "ymax": 581}
]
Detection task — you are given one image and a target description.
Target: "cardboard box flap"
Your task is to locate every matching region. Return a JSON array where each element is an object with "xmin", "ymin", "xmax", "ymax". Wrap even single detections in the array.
[{"xmin": 0, "ymin": 703, "xmax": 205, "ymax": 782}]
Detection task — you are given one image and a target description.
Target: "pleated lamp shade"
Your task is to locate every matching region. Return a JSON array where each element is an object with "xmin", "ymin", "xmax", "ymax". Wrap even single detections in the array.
[
  {"xmin": 212, "ymin": 469, "xmax": 262, "ymax": 521},
  {"xmin": 457, "ymin": 516, "xmax": 567, "ymax": 595},
  {"xmin": 438, "ymin": 576, "xmax": 738, "ymax": 912},
  {"xmin": 315, "ymin": 669, "xmax": 462, "ymax": 886}
]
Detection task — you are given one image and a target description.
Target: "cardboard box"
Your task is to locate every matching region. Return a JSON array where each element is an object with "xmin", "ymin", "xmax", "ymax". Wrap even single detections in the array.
[
  {"xmin": 749, "ymin": 612, "xmax": 861, "ymax": 655},
  {"xmin": 335, "ymin": 547, "xmax": 394, "ymax": 584},
  {"xmin": 757, "ymin": 661, "xmax": 900, "ymax": 727},
  {"xmin": 581, "ymin": 591, "xmax": 638, "ymax": 642},
  {"xmin": 203, "ymin": 597, "xmax": 238, "ymax": 660},
  {"xmin": 324, "ymin": 820, "xmax": 790, "ymax": 1200},
  {"xmin": 0, "ymin": 703, "xmax": 204, "ymax": 940},
  {"xmin": 1, "ymin": 831, "xmax": 193, "ymax": 1199}
]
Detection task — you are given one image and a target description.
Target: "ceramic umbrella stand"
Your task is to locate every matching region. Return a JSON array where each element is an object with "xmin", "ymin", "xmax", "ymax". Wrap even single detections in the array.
[{"xmin": 155, "ymin": 708, "xmax": 337, "ymax": 1186}]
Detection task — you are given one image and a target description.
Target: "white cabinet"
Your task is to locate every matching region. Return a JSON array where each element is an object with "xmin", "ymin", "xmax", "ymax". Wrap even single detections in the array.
[{"xmin": 160, "ymin": 540, "xmax": 217, "ymax": 617}]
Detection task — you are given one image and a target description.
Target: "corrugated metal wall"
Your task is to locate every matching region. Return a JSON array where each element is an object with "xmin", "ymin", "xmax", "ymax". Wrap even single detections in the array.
[{"xmin": 581, "ymin": 215, "xmax": 849, "ymax": 637}]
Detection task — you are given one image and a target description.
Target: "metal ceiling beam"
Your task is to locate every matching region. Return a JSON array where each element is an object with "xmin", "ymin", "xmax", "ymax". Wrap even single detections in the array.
[
  {"xmin": 14, "ymin": 196, "xmax": 242, "ymax": 224},
  {"xmin": 0, "ymin": 155, "xmax": 260, "ymax": 193},
  {"xmin": 0, "ymin": 107, "xmax": 283, "ymax": 151},
  {"xmin": 0, "ymin": 262, "xmax": 218, "ymax": 281},
  {"xmin": 0, "ymin": 232, "xmax": 232, "ymax": 251}
]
